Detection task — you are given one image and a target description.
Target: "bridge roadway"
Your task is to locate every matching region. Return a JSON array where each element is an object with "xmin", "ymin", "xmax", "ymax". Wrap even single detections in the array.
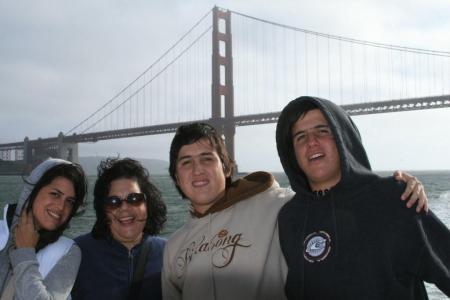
[{"xmin": 1, "ymin": 95, "xmax": 450, "ymax": 151}]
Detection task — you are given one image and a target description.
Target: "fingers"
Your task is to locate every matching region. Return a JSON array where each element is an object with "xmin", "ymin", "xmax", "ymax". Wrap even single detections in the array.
[
  {"xmin": 14, "ymin": 209, "xmax": 39, "ymax": 248},
  {"xmin": 413, "ymin": 184, "xmax": 428, "ymax": 213},
  {"xmin": 401, "ymin": 175, "xmax": 417, "ymax": 201},
  {"xmin": 404, "ymin": 179, "xmax": 429, "ymax": 213},
  {"xmin": 395, "ymin": 171, "xmax": 429, "ymax": 213},
  {"xmin": 393, "ymin": 170, "xmax": 403, "ymax": 181},
  {"xmin": 19, "ymin": 209, "xmax": 35, "ymax": 229}
]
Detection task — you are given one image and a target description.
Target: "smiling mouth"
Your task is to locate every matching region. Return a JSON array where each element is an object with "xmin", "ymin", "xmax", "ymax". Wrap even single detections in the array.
[
  {"xmin": 309, "ymin": 153, "xmax": 325, "ymax": 161},
  {"xmin": 116, "ymin": 216, "xmax": 136, "ymax": 225},
  {"xmin": 192, "ymin": 179, "xmax": 209, "ymax": 187},
  {"xmin": 47, "ymin": 209, "xmax": 62, "ymax": 220}
]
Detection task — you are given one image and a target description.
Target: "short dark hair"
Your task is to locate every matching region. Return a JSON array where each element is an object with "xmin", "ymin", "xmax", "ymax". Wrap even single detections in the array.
[
  {"xmin": 282, "ymin": 101, "xmax": 320, "ymax": 165},
  {"xmin": 25, "ymin": 163, "xmax": 87, "ymax": 251},
  {"xmin": 169, "ymin": 122, "xmax": 236, "ymax": 197},
  {"xmin": 91, "ymin": 157, "xmax": 166, "ymax": 239}
]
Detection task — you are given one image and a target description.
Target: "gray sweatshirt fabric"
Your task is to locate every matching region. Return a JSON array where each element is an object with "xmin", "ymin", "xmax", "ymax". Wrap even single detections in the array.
[{"xmin": 0, "ymin": 158, "xmax": 81, "ymax": 300}]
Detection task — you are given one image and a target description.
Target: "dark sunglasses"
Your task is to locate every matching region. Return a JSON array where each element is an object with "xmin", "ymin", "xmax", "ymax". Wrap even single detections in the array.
[{"xmin": 104, "ymin": 193, "xmax": 146, "ymax": 209}]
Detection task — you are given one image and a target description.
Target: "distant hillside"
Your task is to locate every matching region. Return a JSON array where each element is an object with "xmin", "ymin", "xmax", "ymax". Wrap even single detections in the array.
[{"xmin": 79, "ymin": 156, "xmax": 169, "ymax": 176}]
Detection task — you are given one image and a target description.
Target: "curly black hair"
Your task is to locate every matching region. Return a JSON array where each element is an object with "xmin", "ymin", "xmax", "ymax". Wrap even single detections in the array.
[
  {"xmin": 24, "ymin": 162, "xmax": 87, "ymax": 251},
  {"xmin": 91, "ymin": 157, "xmax": 167, "ymax": 239}
]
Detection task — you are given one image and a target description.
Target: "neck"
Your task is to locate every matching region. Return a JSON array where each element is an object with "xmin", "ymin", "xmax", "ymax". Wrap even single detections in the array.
[
  {"xmin": 312, "ymin": 189, "xmax": 329, "ymax": 196},
  {"xmin": 309, "ymin": 176, "xmax": 341, "ymax": 193},
  {"xmin": 119, "ymin": 233, "xmax": 143, "ymax": 251}
]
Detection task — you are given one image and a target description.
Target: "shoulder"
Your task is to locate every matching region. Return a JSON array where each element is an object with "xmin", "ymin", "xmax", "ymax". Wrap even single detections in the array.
[
  {"xmin": 246, "ymin": 182, "xmax": 294, "ymax": 206},
  {"xmin": 165, "ymin": 222, "xmax": 191, "ymax": 246},
  {"xmin": 372, "ymin": 175, "xmax": 406, "ymax": 195},
  {"xmin": 365, "ymin": 176, "xmax": 409, "ymax": 210},
  {"xmin": 150, "ymin": 236, "xmax": 166, "ymax": 249},
  {"xmin": 74, "ymin": 232, "xmax": 102, "ymax": 250},
  {"xmin": 57, "ymin": 243, "xmax": 81, "ymax": 265},
  {"xmin": 278, "ymin": 193, "xmax": 307, "ymax": 226}
]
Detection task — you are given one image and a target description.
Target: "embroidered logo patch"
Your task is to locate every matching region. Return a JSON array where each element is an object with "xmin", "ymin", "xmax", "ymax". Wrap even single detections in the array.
[{"xmin": 303, "ymin": 231, "xmax": 331, "ymax": 263}]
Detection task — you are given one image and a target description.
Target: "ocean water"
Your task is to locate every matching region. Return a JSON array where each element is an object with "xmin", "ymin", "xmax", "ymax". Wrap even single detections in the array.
[{"xmin": 1, "ymin": 171, "xmax": 449, "ymax": 299}]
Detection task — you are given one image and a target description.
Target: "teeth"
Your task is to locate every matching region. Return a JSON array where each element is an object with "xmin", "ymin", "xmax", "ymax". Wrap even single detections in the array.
[
  {"xmin": 47, "ymin": 210, "xmax": 61, "ymax": 220},
  {"xmin": 118, "ymin": 216, "xmax": 134, "ymax": 224},
  {"xmin": 192, "ymin": 180, "xmax": 208, "ymax": 187},
  {"xmin": 310, "ymin": 153, "xmax": 323, "ymax": 160}
]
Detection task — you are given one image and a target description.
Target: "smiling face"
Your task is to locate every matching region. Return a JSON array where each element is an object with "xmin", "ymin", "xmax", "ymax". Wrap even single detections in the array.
[
  {"xmin": 32, "ymin": 176, "xmax": 76, "ymax": 231},
  {"xmin": 292, "ymin": 109, "xmax": 341, "ymax": 191},
  {"xmin": 106, "ymin": 178, "xmax": 147, "ymax": 250},
  {"xmin": 175, "ymin": 138, "xmax": 230, "ymax": 214}
]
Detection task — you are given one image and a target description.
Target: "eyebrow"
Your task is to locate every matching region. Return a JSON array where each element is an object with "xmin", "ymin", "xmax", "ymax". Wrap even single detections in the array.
[
  {"xmin": 51, "ymin": 188, "xmax": 65, "ymax": 195},
  {"xmin": 292, "ymin": 124, "xmax": 330, "ymax": 138},
  {"xmin": 177, "ymin": 151, "xmax": 215, "ymax": 161},
  {"xmin": 50, "ymin": 187, "xmax": 76, "ymax": 202}
]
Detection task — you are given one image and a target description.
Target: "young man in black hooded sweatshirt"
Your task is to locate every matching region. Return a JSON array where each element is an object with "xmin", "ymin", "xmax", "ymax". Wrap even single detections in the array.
[{"xmin": 276, "ymin": 96, "xmax": 450, "ymax": 299}]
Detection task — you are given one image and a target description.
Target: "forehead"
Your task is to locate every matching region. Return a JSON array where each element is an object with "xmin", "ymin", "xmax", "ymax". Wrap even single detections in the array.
[
  {"xmin": 108, "ymin": 178, "xmax": 141, "ymax": 195},
  {"xmin": 177, "ymin": 138, "xmax": 218, "ymax": 159},
  {"xmin": 45, "ymin": 176, "xmax": 75, "ymax": 194},
  {"xmin": 292, "ymin": 109, "xmax": 329, "ymax": 131}
]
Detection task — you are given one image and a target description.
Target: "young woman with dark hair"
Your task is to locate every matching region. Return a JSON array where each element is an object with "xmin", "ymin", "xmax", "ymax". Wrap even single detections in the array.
[{"xmin": 0, "ymin": 158, "xmax": 87, "ymax": 300}]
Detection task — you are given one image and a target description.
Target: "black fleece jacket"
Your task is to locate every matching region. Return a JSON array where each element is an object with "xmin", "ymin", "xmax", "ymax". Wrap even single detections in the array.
[{"xmin": 275, "ymin": 96, "xmax": 450, "ymax": 299}]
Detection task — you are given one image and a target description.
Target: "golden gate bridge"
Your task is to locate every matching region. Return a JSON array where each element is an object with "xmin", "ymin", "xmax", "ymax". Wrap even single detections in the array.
[{"xmin": 1, "ymin": 6, "xmax": 450, "ymax": 172}]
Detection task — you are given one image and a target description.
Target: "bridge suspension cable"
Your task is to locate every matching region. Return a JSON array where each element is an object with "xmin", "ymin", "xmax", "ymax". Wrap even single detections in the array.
[
  {"xmin": 65, "ymin": 8, "xmax": 214, "ymax": 136},
  {"xmin": 229, "ymin": 8, "xmax": 450, "ymax": 114}
]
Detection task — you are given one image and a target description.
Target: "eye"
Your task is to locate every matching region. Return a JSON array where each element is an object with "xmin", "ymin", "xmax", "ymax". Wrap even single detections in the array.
[
  {"xmin": 295, "ymin": 133, "xmax": 307, "ymax": 143},
  {"xmin": 318, "ymin": 127, "xmax": 332, "ymax": 136},
  {"xmin": 179, "ymin": 159, "xmax": 192, "ymax": 167},
  {"xmin": 50, "ymin": 191, "xmax": 60, "ymax": 198},
  {"xmin": 201, "ymin": 155, "xmax": 214, "ymax": 163},
  {"xmin": 66, "ymin": 198, "xmax": 76, "ymax": 207}
]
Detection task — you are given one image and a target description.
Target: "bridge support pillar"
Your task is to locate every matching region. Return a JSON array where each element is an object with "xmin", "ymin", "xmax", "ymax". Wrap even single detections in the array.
[
  {"xmin": 211, "ymin": 6, "xmax": 236, "ymax": 166},
  {"xmin": 23, "ymin": 137, "xmax": 32, "ymax": 165},
  {"xmin": 57, "ymin": 132, "xmax": 79, "ymax": 163}
]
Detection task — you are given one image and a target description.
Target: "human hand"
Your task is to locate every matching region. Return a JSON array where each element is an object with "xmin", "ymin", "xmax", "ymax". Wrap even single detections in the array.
[
  {"xmin": 14, "ymin": 210, "xmax": 39, "ymax": 249},
  {"xmin": 393, "ymin": 170, "xmax": 428, "ymax": 213}
]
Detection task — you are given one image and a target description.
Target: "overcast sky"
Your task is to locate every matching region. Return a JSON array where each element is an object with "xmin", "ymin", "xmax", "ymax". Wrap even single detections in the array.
[{"xmin": 1, "ymin": 0, "xmax": 449, "ymax": 172}]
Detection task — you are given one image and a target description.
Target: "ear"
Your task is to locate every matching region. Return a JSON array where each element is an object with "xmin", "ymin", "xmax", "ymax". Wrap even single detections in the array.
[{"xmin": 222, "ymin": 164, "xmax": 232, "ymax": 178}]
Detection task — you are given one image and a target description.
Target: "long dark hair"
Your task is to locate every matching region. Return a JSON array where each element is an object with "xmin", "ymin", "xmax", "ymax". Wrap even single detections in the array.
[
  {"xmin": 24, "ymin": 163, "xmax": 87, "ymax": 251},
  {"xmin": 91, "ymin": 157, "xmax": 167, "ymax": 239}
]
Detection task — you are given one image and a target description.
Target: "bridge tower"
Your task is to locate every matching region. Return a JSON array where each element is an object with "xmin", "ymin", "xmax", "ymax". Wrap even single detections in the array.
[
  {"xmin": 57, "ymin": 132, "xmax": 79, "ymax": 164},
  {"xmin": 211, "ymin": 6, "xmax": 236, "ymax": 162}
]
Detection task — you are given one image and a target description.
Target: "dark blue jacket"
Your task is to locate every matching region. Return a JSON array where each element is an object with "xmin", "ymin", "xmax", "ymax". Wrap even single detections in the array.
[{"xmin": 71, "ymin": 233, "xmax": 166, "ymax": 300}]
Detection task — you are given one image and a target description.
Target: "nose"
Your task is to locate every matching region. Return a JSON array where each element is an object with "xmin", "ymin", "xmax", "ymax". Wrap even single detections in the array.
[
  {"xmin": 54, "ymin": 197, "xmax": 65, "ymax": 210},
  {"xmin": 117, "ymin": 199, "xmax": 132, "ymax": 210},
  {"xmin": 192, "ymin": 160, "xmax": 204, "ymax": 175},
  {"xmin": 306, "ymin": 132, "xmax": 319, "ymax": 146}
]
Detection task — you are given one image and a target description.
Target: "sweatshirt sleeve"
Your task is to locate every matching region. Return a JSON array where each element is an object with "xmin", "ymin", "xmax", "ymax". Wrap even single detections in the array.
[
  {"xmin": 161, "ymin": 244, "xmax": 182, "ymax": 300},
  {"xmin": 10, "ymin": 244, "xmax": 81, "ymax": 300},
  {"xmin": 416, "ymin": 211, "xmax": 450, "ymax": 296}
]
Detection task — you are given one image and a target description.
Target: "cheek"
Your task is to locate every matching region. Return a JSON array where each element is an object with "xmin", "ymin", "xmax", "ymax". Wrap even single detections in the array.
[
  {"xmin": 294, "ymin": 146, "xmax": 306, "ymax": 167},
  {"xmin": 129, "ymin": 202, "xmax": 148, "ymax": 219},
  {"xmin": 62, "ymin": 206, "xmax": 73, "ymax": 221},
  {"xmin": 137, "ymin": 205, "xmax": 148, "ymax": 218}
]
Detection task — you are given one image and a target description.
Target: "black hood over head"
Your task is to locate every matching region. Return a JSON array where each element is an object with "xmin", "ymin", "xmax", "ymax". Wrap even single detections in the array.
[{"xmin": 276, "ymin": 96, "xmax": 374, "ymax": 195}]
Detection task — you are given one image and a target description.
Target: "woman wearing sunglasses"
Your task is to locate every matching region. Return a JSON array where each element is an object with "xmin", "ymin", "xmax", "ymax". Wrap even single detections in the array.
[
  {"xmin": 0, "ymin": 158, "xmax": 87, "ymax": 300},
  {"xmin": 71, "ymin": 157, "xmax": 167, "ymax": 300}
]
